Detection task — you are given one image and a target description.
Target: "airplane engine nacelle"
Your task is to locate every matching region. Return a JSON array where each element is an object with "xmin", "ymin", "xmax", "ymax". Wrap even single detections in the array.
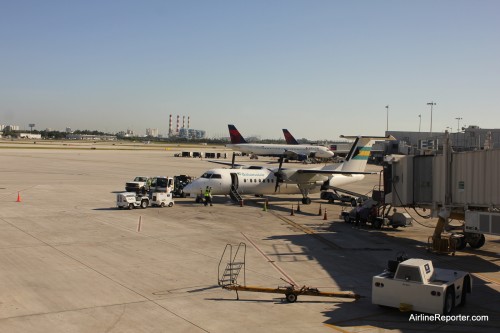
[{"xmin": 297, "ymin": 154, "xmax": 308, "ymax": 161}]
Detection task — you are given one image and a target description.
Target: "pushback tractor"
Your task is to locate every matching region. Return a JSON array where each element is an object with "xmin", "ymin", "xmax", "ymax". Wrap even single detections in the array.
[{"xmin": 372, "ymin": 254, "xmax": 472, "ymax": 315}]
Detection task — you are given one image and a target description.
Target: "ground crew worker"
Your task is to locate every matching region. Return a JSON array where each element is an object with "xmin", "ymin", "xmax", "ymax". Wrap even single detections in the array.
[
  {"xmin": 204, "ymin": 186, "xmax": 213, "ymax": 206},
  {"xmin": 355, "ymin": 203, "xmax": 362, "ymax": 227}
]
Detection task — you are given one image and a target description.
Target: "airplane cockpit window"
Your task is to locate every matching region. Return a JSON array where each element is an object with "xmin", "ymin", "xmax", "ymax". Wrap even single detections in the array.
[
  {"xmin": 201, "ymin": 173, "xmax": 213, "ymax": 179},
  {"xmin": 211, "ymin": 174, "xmax": 222, "ymax": 179}
]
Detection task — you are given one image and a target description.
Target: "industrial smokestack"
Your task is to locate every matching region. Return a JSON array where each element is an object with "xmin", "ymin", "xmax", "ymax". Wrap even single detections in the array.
[
  {"xmin": 176, "ymin": 115, "xmax": 180, "ymax": 134},
  {"xmin": 169, "ymin": 114, "xmax": 173, "ymax": 137},
  {"xmin": 188, "ymin": 116, "xmax": 190, "ymax": 130},
  {"xmin": 182, "ymin": 116, "xmax": 185, "ymax": 129}
]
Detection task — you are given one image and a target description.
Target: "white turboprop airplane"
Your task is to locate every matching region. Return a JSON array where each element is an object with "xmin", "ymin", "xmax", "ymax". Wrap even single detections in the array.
[
  {"xmin": 184, "ymin": 136, "xmax": 392, "ymax": 204},
  {"xmin": 226, "ymin": 125, "xmax": 334, "ymax": 161}
]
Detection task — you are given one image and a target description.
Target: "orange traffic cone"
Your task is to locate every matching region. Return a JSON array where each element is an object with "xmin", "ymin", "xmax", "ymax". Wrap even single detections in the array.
[
  {"xmin": 297, "ymin": 201, "xmax": 301, "ymax": 212},
  {"xmin": 318, "ymin": 204, "xmax": 322, "ymax": 216},
  {"xmin": 290, "ymin": 204, "xmax": 295, "ymax": 216},
  {"xmin": 240, "ymin": 199, "xmax": 244, "ymax": 207},
  {"xmin": 323, "ymin": 208, "xmax": 328, "ymax": 220},
  {"xmin": 16, "ymin": 192, "xmax": 21, "ymax": 202}
]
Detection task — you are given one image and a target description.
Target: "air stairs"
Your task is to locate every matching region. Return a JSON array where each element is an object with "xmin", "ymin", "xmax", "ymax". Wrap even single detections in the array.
[
  {"xmin": 229, "ymin": 185, "xmax": 243, "ymax": 203},
  {"xmin": 217, "ymin": 242, "xmax": 360, "ymax": 302},
  {"xmin": 218, "ymin": 243, "xmax": 246, "ymax": 288}
]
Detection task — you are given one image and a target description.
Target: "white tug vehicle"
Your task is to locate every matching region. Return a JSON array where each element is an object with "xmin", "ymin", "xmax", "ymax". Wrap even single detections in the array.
[{"xmin": 372, "ymin": 254, "xmax": 472, "ymax": 315}]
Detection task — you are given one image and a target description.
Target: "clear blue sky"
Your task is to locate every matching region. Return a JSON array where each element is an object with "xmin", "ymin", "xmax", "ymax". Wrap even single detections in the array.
[{"xmin": 1, "ymin": 0, "xmax": 499, "ymax": 139}]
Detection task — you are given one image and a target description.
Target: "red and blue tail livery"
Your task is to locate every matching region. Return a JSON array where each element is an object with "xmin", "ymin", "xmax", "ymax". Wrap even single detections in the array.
[
  {"xmin": 282, "ymin": 129, "xmax": 299, "ymax": 145},
  {"xmin": 228, "ymin": 124, "xmax": 248, "ymax": 144}
]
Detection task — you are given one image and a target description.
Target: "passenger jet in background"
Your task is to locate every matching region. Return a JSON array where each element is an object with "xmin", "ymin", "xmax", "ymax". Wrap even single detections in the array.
[{"xmin": 225, "ymin": 125, "xmax": 334, "ymax": 161}]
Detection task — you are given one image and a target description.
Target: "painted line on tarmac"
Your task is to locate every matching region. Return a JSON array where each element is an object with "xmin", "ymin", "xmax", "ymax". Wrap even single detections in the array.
[{"xmin": 270, "ymin": 211, "xmax": 343, "ymax": 250}]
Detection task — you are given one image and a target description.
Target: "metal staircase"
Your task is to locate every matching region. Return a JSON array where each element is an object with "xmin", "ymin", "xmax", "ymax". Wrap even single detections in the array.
[
  {"xmin": 229, "ymin": 185, "xmax": 243, "ymax": 203},
  {"xmin": 218, "ymin": 243, "xmax": 246, "ymax": 287}
]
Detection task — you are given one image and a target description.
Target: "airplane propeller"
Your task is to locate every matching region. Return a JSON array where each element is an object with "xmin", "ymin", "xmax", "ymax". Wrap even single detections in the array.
[
  {"xmin": 231, "ymin": 152, "xmax": 236, "ymax": 169},
  {"xmin": 274, "ymin": 156, "xmax": 285, "ymax": 192}
]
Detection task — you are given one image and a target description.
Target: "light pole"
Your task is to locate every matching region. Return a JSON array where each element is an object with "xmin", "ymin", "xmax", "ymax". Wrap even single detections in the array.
[
  {"xmin": 455, "ymin": 117, "xmax": 463, "ymax": 149},
  {"xmin": 385, "ymin": 105, "xmax": 389, "ymax": 133},
  {"xmin": 455, "ymin": 117, "xmax": 462, "ymax": 133},
  {"xmin": 427, "ymin": 102, "xmax": 436, "ymax": 134},
  {"xmin": 418, "ymin": 114, "xmax": 421, "ymax": 133}
]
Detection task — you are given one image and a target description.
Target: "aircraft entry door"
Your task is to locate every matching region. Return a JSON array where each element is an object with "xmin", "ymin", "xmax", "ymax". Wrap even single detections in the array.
[{"xmin": 230, "ymin": 173, "xmax": 239, "ymax": 190}]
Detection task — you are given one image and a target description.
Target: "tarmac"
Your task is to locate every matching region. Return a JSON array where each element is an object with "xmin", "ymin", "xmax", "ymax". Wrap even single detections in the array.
[{"xmin": 0, "ymin": 141, "xmax": 499, "ymax": 332}]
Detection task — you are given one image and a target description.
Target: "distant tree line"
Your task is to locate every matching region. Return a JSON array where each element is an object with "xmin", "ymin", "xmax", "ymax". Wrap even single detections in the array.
[{"xmin": 3, "ymin": 128, "xmax": 317, "ymax": 144}]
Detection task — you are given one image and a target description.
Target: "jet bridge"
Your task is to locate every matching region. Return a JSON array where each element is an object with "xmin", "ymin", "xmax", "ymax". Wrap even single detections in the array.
[{"xmin": 383, "ymin": 132, "xmax": 500, "ymax": 250}]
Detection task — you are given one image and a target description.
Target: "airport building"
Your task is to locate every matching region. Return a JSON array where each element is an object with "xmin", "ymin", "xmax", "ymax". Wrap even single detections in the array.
[
  {"xmin": 146, "ymin": 128, "xmax": 159, "ymax": 137},
  {"xmin": 18, "ymin": 133, "xmax": 42, "ymax": 139},
  {"xmin": 386, "ymin": 125, "xmax": 500, "ymax": 151},
  {"xmin": 1, "ymin": 124, "xmax": 20, "ymax": 131},
  {"xmin": 365, "ymin": 125, "xmax": 500, "ymax": 164},
  {"xmin": 179, "ymin": 128, "xmax": 206, "ymax": 139}
]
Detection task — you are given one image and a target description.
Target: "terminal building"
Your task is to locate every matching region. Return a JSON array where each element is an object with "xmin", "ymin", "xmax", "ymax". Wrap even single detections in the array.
[
  {"xmin": 368, "ymin": 125, "xmax": 500, "ymax": 164},
  {"xmin": 387, "ymin": 125, "xmax": 500, "ymax": 151}
]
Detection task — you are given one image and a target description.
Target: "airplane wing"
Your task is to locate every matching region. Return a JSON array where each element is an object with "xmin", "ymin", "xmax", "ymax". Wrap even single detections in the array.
[
  {"xmin": 283, "ymin": 150, "xmax": 301, "ymax": 159},
  {"xmin": 296, "ymin": 169, "xmax": 377, "ymax": 175},
  {"xmin": 206, "ymin": 160, "xmax": 268, "ymax": 169},
  {"xmin": 277, "ymin": 168, "xmax": 376, "ymax": 185}
]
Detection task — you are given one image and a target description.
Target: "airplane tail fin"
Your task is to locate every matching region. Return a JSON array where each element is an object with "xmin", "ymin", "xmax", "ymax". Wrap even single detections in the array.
[
  {"xmin": 228, "ymin": 124, "xmax": 248, "ymax": 144},
  {"xmin": 339, "ymin": 135, "xmax": 395, "ymax": 172},
  {"xmin": 282, "ymin": 129, "xmax": 299, "ymax": 145}
]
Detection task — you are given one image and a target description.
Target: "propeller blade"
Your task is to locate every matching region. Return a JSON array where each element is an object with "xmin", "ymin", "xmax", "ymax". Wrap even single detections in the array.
[{"xmin": 274, "ymin": 156, "xmax": 284, "ymax": 192}]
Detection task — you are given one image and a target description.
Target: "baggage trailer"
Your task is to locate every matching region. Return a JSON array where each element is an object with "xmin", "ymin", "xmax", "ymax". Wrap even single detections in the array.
[{"xmin": 151, "ymin": 192, "xmax": 174, "ymax": 207}]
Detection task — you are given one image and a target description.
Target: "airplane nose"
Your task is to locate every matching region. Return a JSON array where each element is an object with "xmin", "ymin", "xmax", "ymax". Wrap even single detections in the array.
[{"xmin": 183, "ymin": 182, "xmax": 196, "ymax": 194}]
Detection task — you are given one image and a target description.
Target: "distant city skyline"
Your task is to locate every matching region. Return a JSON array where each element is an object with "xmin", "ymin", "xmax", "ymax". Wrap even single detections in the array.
[{"xmin": 1, "ymin": 1, "xmax": 499, "ymax": 140}]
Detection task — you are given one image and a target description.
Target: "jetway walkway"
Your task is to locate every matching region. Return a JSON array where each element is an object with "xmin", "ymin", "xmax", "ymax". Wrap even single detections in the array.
[{"xmin": 384, "ymin": 132, "xmax": 500, "ymax": 251}]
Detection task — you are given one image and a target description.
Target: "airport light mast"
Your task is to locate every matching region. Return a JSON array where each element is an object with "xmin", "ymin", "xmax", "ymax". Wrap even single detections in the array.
[
  {"xmin": 455, "ymin": 117, "xmax": 462, "ymax": 133},
  {"xmin": 418, "ymin": 114, "xmax": 421, "ymax": 133},
  {"xmin": 385, "ymin": 105, "xmax": 389, "ymax": 132},
  {"xmin": 427, "ymin": 102, "xmax": 436, "ymax": 135}
]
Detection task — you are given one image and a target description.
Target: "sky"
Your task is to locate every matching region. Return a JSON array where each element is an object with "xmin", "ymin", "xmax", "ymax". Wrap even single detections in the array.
[{"xmin": 1, "ymin": 0, "xmax": 499, "ymax": 140}]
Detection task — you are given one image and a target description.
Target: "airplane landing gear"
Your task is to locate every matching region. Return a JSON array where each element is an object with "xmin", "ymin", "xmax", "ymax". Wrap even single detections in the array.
[{"xmin": 298, "ymin": 186, "xmax": 312, "ymax": 205}]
